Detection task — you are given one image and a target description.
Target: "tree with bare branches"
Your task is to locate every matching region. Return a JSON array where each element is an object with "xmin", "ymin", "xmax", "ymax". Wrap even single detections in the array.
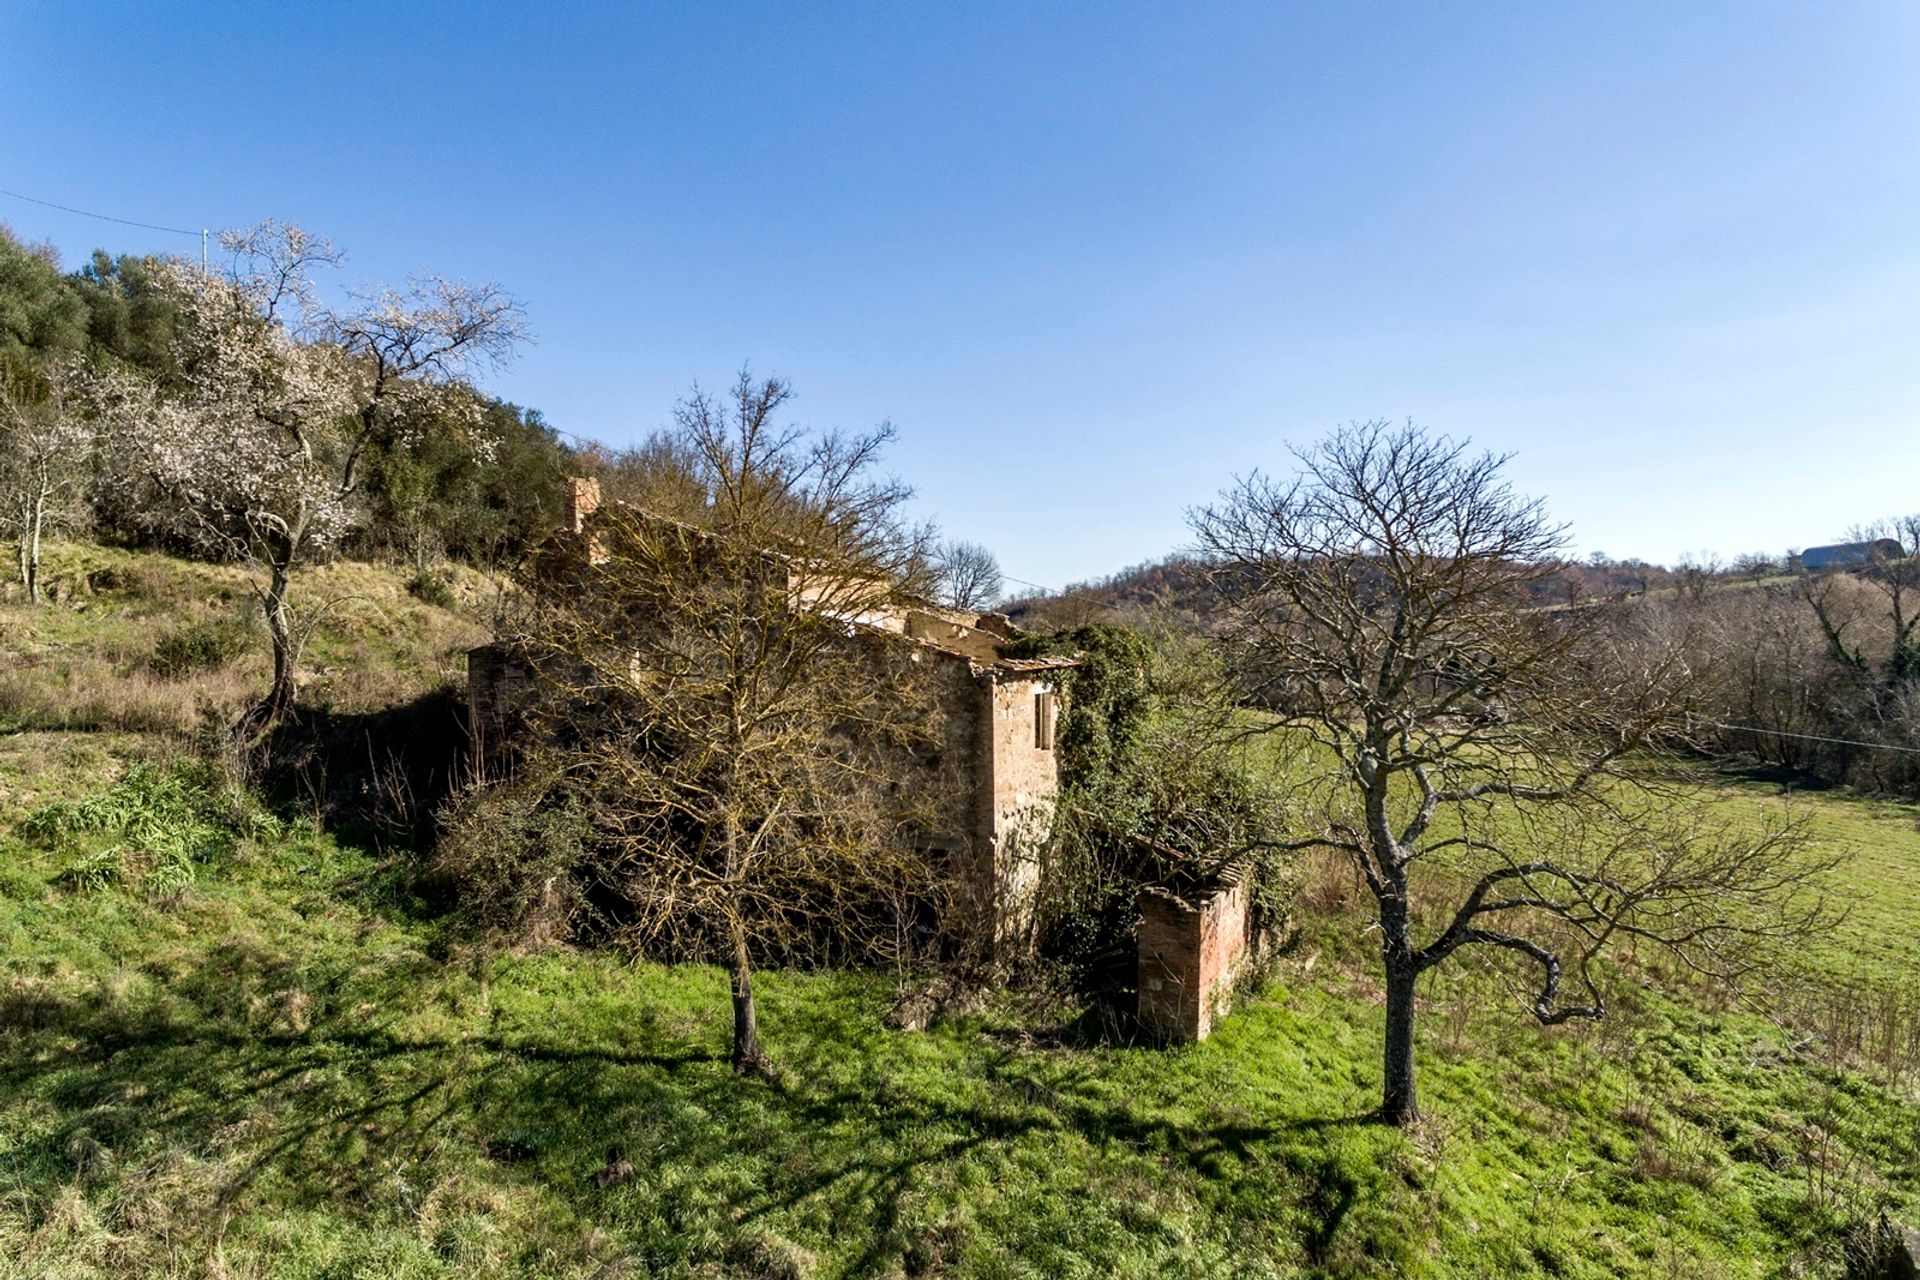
[
  {"xmin": 936, "ymin": 539, "xmax": 1004, "ymax": 611},
  {"xmin": 1799, "ymin": 516, "xmax": 1920, "ymax": 686},
  {"xmin": 527, "ymin": 373, "xmax": 948, "ymax": 1075},
  {"xmin": 1191, "ymin": 421, "xmax": 1834, "ymax": 1125}
]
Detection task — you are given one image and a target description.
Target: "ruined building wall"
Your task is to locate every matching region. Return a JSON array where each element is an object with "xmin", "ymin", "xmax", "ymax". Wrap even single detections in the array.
[
  {"xmin": 467, "ymin": 643, "xmax": 535, "ymax": 773},
  {"xmin": 973, "ymin": 675, "xmax": 1062, "ymax": 944},
  {"xmin": 469, "ymin": 492, "xmax": 1074, "ymax": 951},
  {"xmin": 1137, "ymin": 873, "xmax": 1252, "ymax": 1042}
]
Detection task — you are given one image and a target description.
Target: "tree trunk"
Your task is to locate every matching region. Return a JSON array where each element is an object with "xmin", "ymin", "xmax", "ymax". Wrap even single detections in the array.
[
  {"xmin": 727, "ymin": 915, "xmax": 764, "ymax": 1076},
  {"xmin": 1377, "ymin": 873, "xmax": 1420, "ymax": 1126},
  {"xmin": 264, "ymin": 560, "xmax": 296, "ymax": 713},
  {"xmin": 1381, "ymin": 960, "xmax": 1419, "ymax": 1126},
  {"xmin": 720, "ymin": 811, "xmax": 767, "ymax": 1077},
  {"xmin": 25, "ymin": 490, "xmax": 43, "ymax": 605},
  {"xmin": 237, "ymin": 556, "xmax": 299, "ymax": 746}
]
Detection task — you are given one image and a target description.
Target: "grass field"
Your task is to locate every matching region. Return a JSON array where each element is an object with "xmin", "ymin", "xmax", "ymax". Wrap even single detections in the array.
[{"xmin": 2, "ymin": 547, "xmax": 1918, "ymax": 1278}]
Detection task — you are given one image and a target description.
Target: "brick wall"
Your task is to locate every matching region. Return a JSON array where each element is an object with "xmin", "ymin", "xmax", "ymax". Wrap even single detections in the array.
[{"xmin": 1137, "ymin": 871, "xmax": 1252, "ymax": 1042}]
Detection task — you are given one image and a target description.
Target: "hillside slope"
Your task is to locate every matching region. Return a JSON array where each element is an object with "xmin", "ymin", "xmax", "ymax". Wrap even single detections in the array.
[{"xmin": 0, "ymin": 546, "xmax": 1917, "ymax": 1278}]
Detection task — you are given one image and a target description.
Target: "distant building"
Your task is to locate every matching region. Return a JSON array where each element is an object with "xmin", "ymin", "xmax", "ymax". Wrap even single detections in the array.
[{"xmin": 1796, "ymin": 539, "xmax": 1905, "ymax": 572}]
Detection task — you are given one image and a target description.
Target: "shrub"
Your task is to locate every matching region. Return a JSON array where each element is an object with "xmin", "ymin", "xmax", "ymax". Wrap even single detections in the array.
[
  {"xmin": 1013, "ymin": 623, "xmax": 1296, "ymax": 992},
  {"xmin": 432, "ymin": 773, "xmax": 591, "ymax": 947},
  {"xmin": 407, "ymin": 568, "xmax": 455, "ymax": 609},
  {"xmin": 149, "ymin": 617, "xmax": 250, "ymax": 677}
]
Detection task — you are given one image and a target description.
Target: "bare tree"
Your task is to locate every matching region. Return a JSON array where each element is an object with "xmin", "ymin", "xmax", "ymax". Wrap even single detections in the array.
[
  {"xmin": 1191, "ymin": 421, "xmax": 1834, "ymax": 1125},
  {"xmin": 529, "ymin": 373, "xmax": 947, "ymax": 1075},
  {"xmin": 1675, "ymin": 552, "xmax": 1723, "ymax": 603},
  {"xmin": 89, "ymin": 222, "xmax": 525, "ymax": 735},
  {"xmin": 1795, "ymin": 520, "xmax": 1920, "ymax": 682},
  {"xmin": 1849, "ymin": 517, "xmax": 1920, "ymax": 684},
  {"xmin": 0, "ymin": 365, "xmax": 92, "ymax": 603},
  {"xmin": 936, "ymin": 538, "xmax": 1004, "ymax": 611}
]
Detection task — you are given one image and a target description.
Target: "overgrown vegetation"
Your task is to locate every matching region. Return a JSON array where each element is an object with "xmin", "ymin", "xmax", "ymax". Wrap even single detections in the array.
[
  {"xmin": 1010, "ymin": 623, "xmax": 1294, "ymax": 998},
  {"xmin": 3, "ymin": 726, "xmax": 1919, "ymax": 1276},
  {"xmin": 1, "ymin": 543, "xmax": 1919, "ymax": 1275},
  {"xmin": 22, "ymin": 758, "xmax": 280, "ymax": 896}
]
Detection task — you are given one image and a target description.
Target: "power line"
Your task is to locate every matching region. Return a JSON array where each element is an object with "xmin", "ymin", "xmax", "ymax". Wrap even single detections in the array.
[
  {"xmin": 1000, "ymin": 573, "xmax": 1058, "ymax": 594},
  {"xmin": 0, "ymin": 184, "xmax": 201, "ymax": 239},
  {"xmin": 1698, "ymin": 719, "xmax": 1920, "ymax": 757}
]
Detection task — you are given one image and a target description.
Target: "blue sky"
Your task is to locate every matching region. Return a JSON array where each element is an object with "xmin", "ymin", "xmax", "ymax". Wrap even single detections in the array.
[{"xmin": 4, "ymin": 2, "xmax": 1918, "ymax": 590}]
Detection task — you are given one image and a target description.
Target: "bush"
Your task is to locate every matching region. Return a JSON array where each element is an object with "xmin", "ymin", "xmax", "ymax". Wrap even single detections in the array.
[
  {"xmin": 149, "ymin": 617, "xmax": 250, "ymax": 677},
  {"xmin": 432, "ymin": 774, "xmax": 591, "ymax": 947},
  {"xmin": 406, "ymin": 567, "xmax": 456, "ymax": 608},
  {"xmin": 1013, "ymin": 622, "xmax": 1296, "ymax": 993}
]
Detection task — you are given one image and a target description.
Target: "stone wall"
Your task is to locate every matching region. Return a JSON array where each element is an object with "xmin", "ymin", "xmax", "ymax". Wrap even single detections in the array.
[
  {"xmin": 975, "ymin": 673, "xmax": 1063, "ymax": 946},
  {"xmin": 1136, "ymin": 868, "xmax": 1252, "ymax": 1042},
  {"xmin": 566, "ymin": 476, "xmax": 601, "ymax": 533},
  {"xmin": 466, "ymin": 642, "xmax": 536, "ymax": 773}
]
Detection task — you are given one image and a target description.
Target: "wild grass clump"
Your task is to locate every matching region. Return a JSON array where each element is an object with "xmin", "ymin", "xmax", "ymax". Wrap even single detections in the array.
[
  {"xmin": 0, "ymin": 663, "xmax": 252, "ymax": 737},
  {"xmin": 23, "ymin": 759, "xmax": 282, "ymax": 897}
]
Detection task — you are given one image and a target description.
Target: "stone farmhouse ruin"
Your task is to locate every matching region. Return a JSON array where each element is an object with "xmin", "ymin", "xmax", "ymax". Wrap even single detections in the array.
[{"xmin": 468, "ymin": 478, "xmax": 1256, "ymax": 1040}]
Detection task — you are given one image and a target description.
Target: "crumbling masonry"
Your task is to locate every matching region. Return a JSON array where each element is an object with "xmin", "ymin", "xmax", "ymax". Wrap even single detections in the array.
[
  {"xmin": 467, "ymin": 478, "xmax": 1076, "ymax": 946},
  {"xmin": 470, "ymin": 479, "xmax": 1255, "ymax": 1029}
]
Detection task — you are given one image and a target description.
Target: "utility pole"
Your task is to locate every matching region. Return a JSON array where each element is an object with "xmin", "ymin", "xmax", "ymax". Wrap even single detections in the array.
[{"xmin": 201, "ymin": 228, "xmax": 208, "ymax": 269}]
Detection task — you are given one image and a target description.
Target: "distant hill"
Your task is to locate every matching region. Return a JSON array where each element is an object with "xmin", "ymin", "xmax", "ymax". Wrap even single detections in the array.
[
  {"xmin": 1003, "ymin": 555, "xmax": 1225, "ymax": 631},
  {"xmin": 1004, "ymin": 551, "xmax": 1686, "ymax": 631}
]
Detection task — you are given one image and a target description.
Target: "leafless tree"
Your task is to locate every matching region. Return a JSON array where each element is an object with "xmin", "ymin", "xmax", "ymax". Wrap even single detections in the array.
[
  {"xmin": 1024, "ymin": 585, "xmax": 1114, "ymax": 632},
  {"xmin": 936, "ymin": 539, "xmax": 1004, "ymax": 611},
  {"xmin": 0, "ymin": 365, "xmax": 92, "ymax": 602},
  {"xmin": 1838, "ymin": 517, "xmax": 1920, "ymax": 684},
  {"xmin": 1675, "ymin": 552, "xmax": 1723, "ymax": 603},
  {"xmin": 528, "ymin": 373, "xmax": 949, "ymax": 1075},
  {"xmin": 1191, "ymin": 421, "xmax": 1835, "ymax": 1125}
]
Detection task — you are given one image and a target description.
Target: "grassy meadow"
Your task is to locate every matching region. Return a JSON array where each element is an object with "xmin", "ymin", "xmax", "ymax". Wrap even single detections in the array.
[{"xmin": 2, "ymin": 544, "xmax": 1918, "ymax": 1278}]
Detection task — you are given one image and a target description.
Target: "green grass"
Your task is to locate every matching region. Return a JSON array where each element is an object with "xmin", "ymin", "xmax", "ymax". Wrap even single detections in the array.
[
  {"xmin": 1693, "ymin": 771, "xmax": 1920, "ymax": 988},
  {"xmin": 3, "ymin": 548, "xmax": 1920, "ymax": 1277},
  {"xmin": 2, "ymin": 731, "xmax": 1917, "ymax": 1277}
]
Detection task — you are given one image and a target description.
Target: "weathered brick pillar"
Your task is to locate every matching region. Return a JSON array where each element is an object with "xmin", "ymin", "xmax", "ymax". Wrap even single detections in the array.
[
  {"xmin": 1137, "ymin": 873, "xmax": 1251, "ymax": 1043},
  {"xmin": 566, "ymin": 476, "xmax": 601, "ymax": 534}
]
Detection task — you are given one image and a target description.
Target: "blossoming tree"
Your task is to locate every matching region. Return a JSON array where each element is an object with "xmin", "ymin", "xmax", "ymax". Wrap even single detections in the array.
[
  {"xmin": 94, "ymin": 221, "xmax": 527, "ymax": 735},
  {"xmin": 0, "ymin": 364, "xmax": 95, "ymax": 603}
]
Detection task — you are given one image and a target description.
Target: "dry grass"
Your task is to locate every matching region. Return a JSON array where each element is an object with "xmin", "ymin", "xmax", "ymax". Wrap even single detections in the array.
[
  {"xmin": 0, "ymin": 541, "xmax": 499, "ymax": 735},
  {"xmin": 0, "ymin": 660, "xmax": 255, "ymax": 736}
]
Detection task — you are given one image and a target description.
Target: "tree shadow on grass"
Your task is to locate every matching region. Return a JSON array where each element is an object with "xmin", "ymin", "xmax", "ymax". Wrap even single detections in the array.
[
  {"xmin": 0, "ymin": 939, "xmax": 1370, "ymax": 1274},
  {"xmin": 259, "ymin": 685, "xmax": 472, "ymax": 852}
]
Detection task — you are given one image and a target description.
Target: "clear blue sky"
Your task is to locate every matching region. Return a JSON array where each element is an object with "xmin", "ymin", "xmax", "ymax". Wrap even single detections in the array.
[{"xmin": 4, "ymin": 2, "xmax": 1918, "ymax": 590}]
